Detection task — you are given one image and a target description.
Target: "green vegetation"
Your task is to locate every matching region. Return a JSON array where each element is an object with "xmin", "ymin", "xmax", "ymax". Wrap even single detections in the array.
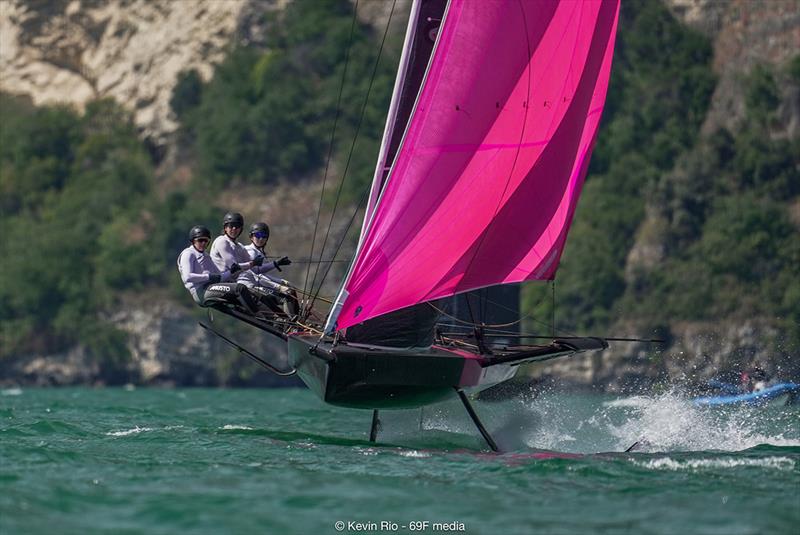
[
  {"xmin": 523, "ymin": 0, "xmax": 799, "ymax": 350},
  {"xmin": 0, "ymin": 0, "xmax": 400, "ymax": 380},
  {"xmin": 0, "ymin": 95, "xmax": 216, "ymax": 377},
  {"xmin": 174, "ymin": 0, "xmax": 399, "ymax": 201},
  {"xmin": 523, "ymin": 0, "xmax": 717, "ymax": 330},
  {"xmin": 613, "ymin": 58, "xmax": 800, "ymax": 345},
  {"xmin": 1, "ymin": 0, "xmax": 797, "ymax": 380}
]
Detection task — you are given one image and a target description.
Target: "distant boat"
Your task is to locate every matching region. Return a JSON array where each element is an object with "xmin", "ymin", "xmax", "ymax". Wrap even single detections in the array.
[
  {"xmin": 205, "ymin": 0, "xmax": 622, "ymax": 451},
  {"xmin": 693, "ymin": 383, "xmax": 799, "ymax": 407}
]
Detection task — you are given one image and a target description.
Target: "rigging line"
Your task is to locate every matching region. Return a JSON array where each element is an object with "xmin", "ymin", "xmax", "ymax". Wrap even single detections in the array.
[
  {"xmin": 428, "ymin": 301, "xmax": 522, "ymax": 329},
  {"xmin": 551, "ymin": 279, "xmax": 556, "ymax": 338},
  {"xmin": 437, "ymin": 324, "xmax": 557, "ymax": 337},
  {"xmin": 291, "ymin": 289, "xmax": 333, "ymax": 305},
  {"xmin": 265, "ymin": 257, "xmax": 348, "ymax": 264},
  {"xmin": 452, "ymin": 0, "xmax": 534, "ymax": 294},
  {"xmin": 483, "ymin": 288, "xmax": 490, "ymax": 325},
  {"xmin": 465, "ymin": 293, "xmax": 477, "ymax": 325},
  {"xmin": 303, "ymin": 0, "xmax": 361, "ymax": 309},
  {"xmin": 444, "ymin": 284, "xmax": 582, "ymax": 338},
  {"xmin": 306, "ymin": 167, "xmax": 372, "ymax": 316},
  {"xmin": 482, "ymin": 282, "xmax": 577, "ymax": 336},
  {"xmin": 309, "ymin": 0, "xmax": 398, "ymax": 302},
  {"xmin": 428, "ymin": 278, "xmax": 553, "ymax": 330},
  {"xmin": 477, "ymin": 289, "xmax": 482, "ymax": 324},
  {"xmin": 307, "ymin": 0, "xmax": 398, "ymax": 311},
  {"xmin": 439, "ymin": 332, "xmax": 665, "ymax": 343}
]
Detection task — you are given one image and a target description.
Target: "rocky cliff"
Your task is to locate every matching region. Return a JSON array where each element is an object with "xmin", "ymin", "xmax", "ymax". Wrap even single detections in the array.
[
  {"xmin": 2, "ymin": 299, "xmax": 299, "ymax": 388},
  {"xmin": 666, "ymin": 0, "xmax": 800, "ymax": 136},
  {"xmin": 1, "ymin": 0, "xmax": 797, "ymax": 390},
  {"xmin": 0, "ymin": 0, "xmax": 406, "ymax": 147},
  {"xmin": 0, "ymin": 0, "xmax": 356, "ymax": 388},
  {"xmin": 0, "ymin": 0, "xmax": 277, "ymax": 145}
]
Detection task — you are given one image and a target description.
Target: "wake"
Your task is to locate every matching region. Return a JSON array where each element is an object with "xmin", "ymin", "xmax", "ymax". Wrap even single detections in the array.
[
  {"xmin": 388, "ymin": 388, "xmax": 800, "ymax": 454},
  {"xmin": 596, "ymin": 390, "xmax": 800, "ymax": 452}
]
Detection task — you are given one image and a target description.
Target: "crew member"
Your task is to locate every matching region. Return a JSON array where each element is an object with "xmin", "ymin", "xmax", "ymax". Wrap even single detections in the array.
[
  {"xmin": 177, "ymin": 225, "xmax": 238, "ymax": 304},
  {"xmin": 209, "ymin": 212, "xmax": 286, "ymax": 316},
  {"xmin": 244, "ymin": 221, "xmax": 298, "ymax": 317},
  {"xmin": 209, "ymin": 212, "xmax": 257, "ymax": 280}
]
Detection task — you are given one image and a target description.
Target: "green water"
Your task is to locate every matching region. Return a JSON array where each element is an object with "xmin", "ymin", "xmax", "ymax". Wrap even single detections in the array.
[{"xmin": 1, "ymin": 387, "xmax": 798, "ymax": 535}]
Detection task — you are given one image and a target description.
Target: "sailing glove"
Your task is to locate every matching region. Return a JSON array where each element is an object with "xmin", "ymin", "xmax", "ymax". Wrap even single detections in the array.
[
  {"xmin": 207, "ymin": 273, "xmax": 221, "ymax": 284},
  {"xmin": 273, "ymin": 256, "xmax": 291, "ymax": 271},
  {"xmin": 251, "ymin": 255, "xmax": 264, "ymax": 267},
  {"xmin": 229, "ymin": 263, "xmax": 241, "ymax": 275}
]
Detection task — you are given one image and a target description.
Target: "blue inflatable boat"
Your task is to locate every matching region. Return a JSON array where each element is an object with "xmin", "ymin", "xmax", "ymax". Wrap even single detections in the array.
[{"xmin": 693, "ymin": 383, "xmax": 800, "ymax": 407}]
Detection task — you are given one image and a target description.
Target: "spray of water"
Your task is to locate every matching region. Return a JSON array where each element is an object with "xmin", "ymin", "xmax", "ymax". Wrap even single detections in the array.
[
  {"xmin": 504, "ymin": 387, "xmax": 800, "ymax": 453},
  {"xmin": 360, "ymin": 386, "xmax": 798, "ymax": 454},
  {"xmin": 598, "ymin": 389, "xmax": 799, "ymax": 452}
]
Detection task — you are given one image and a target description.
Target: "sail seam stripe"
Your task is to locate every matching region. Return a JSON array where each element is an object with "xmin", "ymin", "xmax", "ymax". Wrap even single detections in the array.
[
  {"xmin": 546, "ymin": 0, "xmax": 587, "ymax": 251},
  {"xmin": 452, "ymin": 0, "xmax": 534, "ymax": 295},
  {"xmin": 420, "ymin": 139, "xmax": 550, "ymax": 152}
]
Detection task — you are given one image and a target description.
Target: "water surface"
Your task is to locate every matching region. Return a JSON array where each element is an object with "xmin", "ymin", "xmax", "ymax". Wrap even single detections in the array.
[{"xmin": 1, "ymin": 387, "xmax": 798, "ymax": 534}]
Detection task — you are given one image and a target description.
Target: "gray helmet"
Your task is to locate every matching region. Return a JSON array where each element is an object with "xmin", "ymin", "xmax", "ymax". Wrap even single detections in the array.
[
  {"xmin": 222, "ymin": 212, "xmax": 244, "ymax": 227},
  {"xmin": 189, "ymin": 225, "xmax": 211, "ymax": 242},
  {"xmin": 249, "ymin": 222, "xmax": 270, "ymax": 239}
]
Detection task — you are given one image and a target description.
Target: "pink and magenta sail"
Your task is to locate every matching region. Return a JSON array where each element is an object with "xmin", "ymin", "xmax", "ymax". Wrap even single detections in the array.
[{"xmin": 334, "ymin": 0, "xmax": 620, "ymax": 332}]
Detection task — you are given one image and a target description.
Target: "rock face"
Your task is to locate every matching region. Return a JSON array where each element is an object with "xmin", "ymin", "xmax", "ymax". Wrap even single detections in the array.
[
  {"xmin": 1, "ymin": 299, "xmax": 299, "ymax": 387},
  {"xmin": 109, "ymin": 300, "xmax": 298, "ymax": 387},
  {"xmin": 12, "ymin": 346, "xmax": 99, "ymax": 386},
  {"xmin": 664, "ymin": 0, "xmax": 800, "ymax": 135},
  {"xmin": 0, "ymin": 0, "xmax": 264, "ymax": 144},
  {"xmin": 0, "ymin": 0, "xmax": 404, "ymax": 146},
  {"xmin": 110, "ymin": 301, "xmax": 219, "ymax": 385}
]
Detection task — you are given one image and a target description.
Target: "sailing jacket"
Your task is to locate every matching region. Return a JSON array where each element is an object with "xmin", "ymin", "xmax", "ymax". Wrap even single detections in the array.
[
  {"xmin": 210, "ymin": 235, "xmax": 257, "ymax": 286},
  {"xmin": 244, "ymin": 243, "xmax": 288, "ymax": 291},
  {"xmin": 177, "ymin": 245, "xmax": 233, "ymax": 303}
]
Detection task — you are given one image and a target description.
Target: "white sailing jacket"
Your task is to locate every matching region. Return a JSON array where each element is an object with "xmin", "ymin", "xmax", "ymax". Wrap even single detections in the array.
[
  {"xmin": 210, "ymin": 234, "xmax": 257, "ymax": 286},
  {"xmin": 177, "ymin": 245, "xmax": 232, "ymax": 303}
]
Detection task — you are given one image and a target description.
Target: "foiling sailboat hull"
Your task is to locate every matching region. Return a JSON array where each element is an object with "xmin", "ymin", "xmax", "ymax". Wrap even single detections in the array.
[
  {"xmin": 287, "ymin": 334, "xmax": 607, "ymax": 409},
  {"xmin": 288, "ymin": 335, "xmax": 516, "ymax": 409}
]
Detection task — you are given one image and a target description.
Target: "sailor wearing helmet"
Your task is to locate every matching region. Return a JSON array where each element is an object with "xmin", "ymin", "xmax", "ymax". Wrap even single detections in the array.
[
  {"xmin": 177, "ymin": 225, "xmax": 238, "ymax": 304},
  {"xmin": 244, "ymin": 222, "xmax": 299, "ymax": 317},
  {"xmin": 208, "ymin": 212, "xmax": 289, "ymax": 316},
  {"xmin": 209, "ymin": 212, "xmax": 258, "ymax": 281}
]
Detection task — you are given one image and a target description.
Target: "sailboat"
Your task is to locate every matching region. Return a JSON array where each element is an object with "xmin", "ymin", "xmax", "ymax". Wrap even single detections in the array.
[{"xmin": 205, "ymin": 0, "xmax": 621, "ymax": 451}]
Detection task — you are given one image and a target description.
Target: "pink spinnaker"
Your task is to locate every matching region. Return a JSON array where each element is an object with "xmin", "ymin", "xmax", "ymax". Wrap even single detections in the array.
[{"xmin": 335, "ymin": 0, "xmax": 620, "ymax": 331}]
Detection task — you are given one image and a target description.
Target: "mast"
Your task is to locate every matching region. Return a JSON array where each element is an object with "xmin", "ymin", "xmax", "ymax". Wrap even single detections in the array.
[{"xmin": 361, "ymin": 0, "xmax": 423, "ymax": 241}]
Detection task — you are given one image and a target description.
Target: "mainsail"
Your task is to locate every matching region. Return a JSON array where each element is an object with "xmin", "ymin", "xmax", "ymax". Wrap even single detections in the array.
[{"xmin": 330, "ymin": 0, "xmax": 620, "ymax": 333}]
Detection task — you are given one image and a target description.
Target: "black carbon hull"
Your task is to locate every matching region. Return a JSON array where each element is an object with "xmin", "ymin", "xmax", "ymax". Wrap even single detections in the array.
[{"xmin": 287, "ymin": 335, "xmax": 506, "ymax": 409}]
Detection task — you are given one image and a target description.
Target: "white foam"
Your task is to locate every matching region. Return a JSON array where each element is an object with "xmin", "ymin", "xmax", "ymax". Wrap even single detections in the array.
[
  {"xmin": 634, "ymin": 456, "xmax": 795, "ymax": 471},
  {"xmin": 603, "ymin": 396, "xmax": 650, "ymax": 408},
  {"xmin": 1, "ymin": 388, "xmax": 22, "ymax": 396},
  {"xmin": 398, "ymin": 449, "xmax": 431, "ymax": 458},
  {"xmin": 220, "ymin": 424, "xmax": 254, "ymax": 430},
  {"xmin": 106, "ymin": 426, "xmax": 153, "ymax": 437},
  {"xmin": 602, "ymin": 390, "xmax": 800, "ymax": 452}
]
